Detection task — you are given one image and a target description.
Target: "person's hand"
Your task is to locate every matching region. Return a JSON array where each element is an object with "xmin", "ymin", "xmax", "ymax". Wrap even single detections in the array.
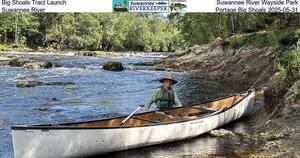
[
  {"xmin": 145, "ymin": 104, "xmax": 150, "ymax": 112},
  {"xmin": 155, "ymin": 111, "xmax": 175, "ymax": 119}
]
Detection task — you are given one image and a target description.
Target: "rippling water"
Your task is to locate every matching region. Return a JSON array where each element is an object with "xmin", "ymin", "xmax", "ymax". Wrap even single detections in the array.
[
  {"xmin": 101, "ymin": 121, "xmax": 252, "ymax": 158},
  {"xmin": 0, "ymin": 52, "xmax": 250, "ymax": 157}
]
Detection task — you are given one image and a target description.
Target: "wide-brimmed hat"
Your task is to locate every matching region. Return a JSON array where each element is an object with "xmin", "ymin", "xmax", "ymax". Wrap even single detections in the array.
[{"xmin": 159, "ymin": 74, "xmax": 178, "ymax": 85}]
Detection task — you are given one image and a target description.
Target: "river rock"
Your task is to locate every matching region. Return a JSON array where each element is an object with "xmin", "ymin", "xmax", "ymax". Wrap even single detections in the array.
[
  {"xmin": 209, "ymin": 129, "xmax": 236, "ymax": 137},
  {"xmin": 16, "ymin": 81, "xmax": 43, "ymax": 88},
  {"xmin": 8, "ymin": 57, "xmax": 32, "ymax": 67},
  {"xmin": 75, "ymin": 51, "xmax": 97, "ymax": 56},
  {"xmin": 0, "ymin": 56, "xmax": 11, "ymax": 61},
  {"xmin": 23, "ymin": 61, "xmax": 54, "ymax": 69},
  {"xmin": 16, "ymin": 81, "xmax": 74, "ymax": 88},
  {"xmin": 8, "ymin": 57, "xmax": 59, "ymax": 69},
  {"xmin": 103, "ymin": 61, "xmax": 124, "ymax": 71},
  {"xmin": 0, "ymin": 119, "xmax": 5, "ymax": 125}
]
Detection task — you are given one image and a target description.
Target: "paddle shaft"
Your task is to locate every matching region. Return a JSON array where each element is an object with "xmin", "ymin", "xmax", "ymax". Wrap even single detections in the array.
[{"xmin": 120, "ymin": 105, "xmax": 144, "ymax": 126}]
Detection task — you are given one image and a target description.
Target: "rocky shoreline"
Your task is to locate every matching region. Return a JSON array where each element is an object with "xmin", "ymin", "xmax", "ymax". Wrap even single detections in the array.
[
  {"xmin": 245, "ymin": 72, "xmax": 300, "ymax": 157},
  {"xmin": 156, "ymin": 35, "xmax": 275, "ymax": 84},
  {"xmin": 198, "ymin": 73, "xmax": 300, "ymax": 158},
  {"xmin": 154, "ymin": 33, "xmax": 300, "ymax": 157}
]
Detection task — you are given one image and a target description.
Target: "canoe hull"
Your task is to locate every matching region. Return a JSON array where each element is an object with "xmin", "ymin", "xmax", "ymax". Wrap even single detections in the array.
[{"xmin": 12, "ymin": 91, "xmax": 258, "ymax": 158}]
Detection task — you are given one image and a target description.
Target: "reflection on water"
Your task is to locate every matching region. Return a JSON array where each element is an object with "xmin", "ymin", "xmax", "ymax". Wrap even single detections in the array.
[
  {"xmin": 98, "ymin": 121, "xmax": 252, "ymax": 158},
  {"xmin": 0, "ymin": 53, "xmax": 251, "ymax": 157}
]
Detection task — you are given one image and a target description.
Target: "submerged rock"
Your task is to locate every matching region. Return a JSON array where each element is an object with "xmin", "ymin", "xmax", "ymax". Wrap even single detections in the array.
[
  {"xmin": 0, "ymin": 119, "xmax": 5, "ymax": 125},
  {"xmin": 47, "ymin": 97, "xmax": 60, "ymax": 102},
  {"xmin": 130, "ymin": 61, "xmax": 159, "ymax": 66},
  {"xmin": 16, "ymin": 81, "xmax": 74, "ymax": 88},
  {"xmin": 34, "ymin": 105, "xmax": 50, "ymax": 112},
  {"xmin": 103, "ymin": 61, "xmax": 124, "ymax": 71},
  {"xmin": 209, "ymin": 129, "xmax": 236, "ymax": 137},
  {"xmin": 45, "ymin": 82, "xmax": 75, "ymax": 86},
  {"xmin": 75, "ymin": 51, "xmax": 97, "ymax": 57},
  {"xmin": 16, "ymin": 81, "xmax": 43, "ymax": 88}
]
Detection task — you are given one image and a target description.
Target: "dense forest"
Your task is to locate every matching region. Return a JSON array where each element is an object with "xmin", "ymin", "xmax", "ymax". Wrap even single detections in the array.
[{"xmin": 0, "ymin": 13, "xmax": 299, "ymax": 53}]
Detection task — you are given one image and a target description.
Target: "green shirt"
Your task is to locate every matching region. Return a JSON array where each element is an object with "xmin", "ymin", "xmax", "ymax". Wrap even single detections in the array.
[{"xmin": 147, "ymin": 86, "xmax": 182, "ymax": 109}]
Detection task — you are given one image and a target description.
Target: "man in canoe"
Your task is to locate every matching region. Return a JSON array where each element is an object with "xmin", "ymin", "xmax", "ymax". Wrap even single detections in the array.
[{"xmin": 146, "ymin": 74, "xmax": 182, "ymax": 111}]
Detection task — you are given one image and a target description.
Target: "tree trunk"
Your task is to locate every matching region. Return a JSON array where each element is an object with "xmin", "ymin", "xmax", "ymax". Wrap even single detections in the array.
[
  {"xmin": 59, "ymin": 24, "xmax": 63, "ymax": 49},
  {"xmin": 4, "ymin": 30, "xmax": 7, "ymax": 44},
  {"xmin": 230, "ymin": 14, "xmax": 235, "ymax": 34}
]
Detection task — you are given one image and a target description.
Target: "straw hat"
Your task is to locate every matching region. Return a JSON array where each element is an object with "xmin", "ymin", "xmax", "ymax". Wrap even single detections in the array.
[{"xmin": 159, "ymin": 74, "xmax": 178, "ymax": 85}]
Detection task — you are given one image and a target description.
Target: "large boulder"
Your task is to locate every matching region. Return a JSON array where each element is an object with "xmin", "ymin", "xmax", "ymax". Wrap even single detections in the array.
[
  {"xmin": 8, "ymin": 57, "xmax": 58, "ymax": 69},
  {"xmin": 264, "ymin": 70, "xmax": 297, "ymax": 114},
  {"xmin": 103, "ymin": 61, "xmax": 124, "ymax": 71},
  {"xmin": 8, "ymin": 58, "xmax": 32, "ymax": 67}
]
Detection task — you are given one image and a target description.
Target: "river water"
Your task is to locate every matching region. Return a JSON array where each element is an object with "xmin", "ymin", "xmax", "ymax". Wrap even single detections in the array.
[{"xmin": 0, "ymin": 52, "xmax": 251, "ymax": 157}]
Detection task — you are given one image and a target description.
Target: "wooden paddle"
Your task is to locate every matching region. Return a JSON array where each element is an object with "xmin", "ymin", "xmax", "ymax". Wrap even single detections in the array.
[{"xmin": 120, "ymin": 105, "xmax": 144, "ymax": 126}]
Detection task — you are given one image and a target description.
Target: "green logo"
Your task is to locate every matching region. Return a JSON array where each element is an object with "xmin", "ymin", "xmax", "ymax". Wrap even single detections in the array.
[{"xmin": 113, "ymin": 0, "xmax": 129, "ymax": 12}]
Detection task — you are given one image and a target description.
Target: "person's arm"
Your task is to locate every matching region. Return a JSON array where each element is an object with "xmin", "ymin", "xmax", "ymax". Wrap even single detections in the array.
[
  {"xmin": 146, "ymin": 89, "xmax": 159, "ymax": 111},
  {"xmin": 174, "ymin": 92, "xmax": 182, "ymax": 107}
]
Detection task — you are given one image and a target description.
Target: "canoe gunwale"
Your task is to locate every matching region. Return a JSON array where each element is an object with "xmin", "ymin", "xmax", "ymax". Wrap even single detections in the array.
[{"xmin": 11, "ymin": 90, "xmax": 253, "ymax": 130}]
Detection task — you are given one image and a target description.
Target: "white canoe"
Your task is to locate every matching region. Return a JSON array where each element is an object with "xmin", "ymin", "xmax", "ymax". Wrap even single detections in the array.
[{"xmin": 11, "ymin": 90, "xmax": 261, "ymax": 158}]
